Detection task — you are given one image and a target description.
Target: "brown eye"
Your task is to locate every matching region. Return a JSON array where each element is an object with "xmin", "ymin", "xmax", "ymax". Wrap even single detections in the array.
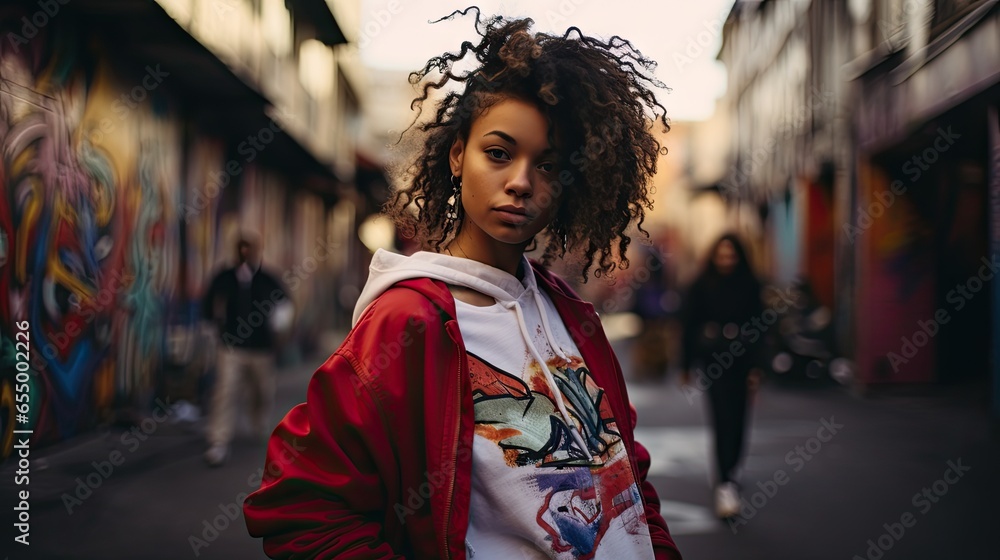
[
  {"xmin": 537, "ymin": 162, "xmax": 555, "ymax": 173},
  {"xmin": 486, "ymin": 148, "xmax": 510, "ymax": 161}
]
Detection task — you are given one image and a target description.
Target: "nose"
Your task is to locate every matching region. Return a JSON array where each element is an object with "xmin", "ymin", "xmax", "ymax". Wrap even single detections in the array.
[{"xmin": 504, "ymin": 162, "xmax": 533, "ymax": 198}]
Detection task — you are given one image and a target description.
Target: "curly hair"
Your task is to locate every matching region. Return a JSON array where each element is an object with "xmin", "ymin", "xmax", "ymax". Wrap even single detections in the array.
[{"xmin": 385, "ymin": 7, "xmax": 670, "ymax": 279}]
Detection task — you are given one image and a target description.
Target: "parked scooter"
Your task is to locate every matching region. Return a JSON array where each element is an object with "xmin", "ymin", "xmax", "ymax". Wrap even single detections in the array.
[{"xmin": 765, "ymin": 279, "xmax": 840, "ymax": 384}]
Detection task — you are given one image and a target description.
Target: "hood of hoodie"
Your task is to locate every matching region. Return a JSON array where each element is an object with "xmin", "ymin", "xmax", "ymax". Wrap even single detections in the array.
[
  {"xmin": 352, "ymin": 248, "xmax": 595, "ymax": 460},
  {"xmin": 353, "ymin": 249, "xmax": 538, "ymax": 326}
]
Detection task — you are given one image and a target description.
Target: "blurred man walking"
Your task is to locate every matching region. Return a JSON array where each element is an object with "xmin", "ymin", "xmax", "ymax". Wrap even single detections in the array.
[{"xmin": 201, "ymin": 234, "xmax": 291, "ymax": 466}]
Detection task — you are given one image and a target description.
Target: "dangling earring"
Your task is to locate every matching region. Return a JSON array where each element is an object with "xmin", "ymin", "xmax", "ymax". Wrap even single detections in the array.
[{"xmin": 447, "ymin": 175, "xmax": 462, "ymax": 223}]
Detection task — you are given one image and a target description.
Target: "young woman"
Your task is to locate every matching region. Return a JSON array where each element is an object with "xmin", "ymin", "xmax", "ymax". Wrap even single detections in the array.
[
  {"xmin": 244, "ymin": 11, "xmax": 682, "ymax": 559},
  {"xmin": 681, "ymin": 234, "xmax": 765, "ymax": 519}
]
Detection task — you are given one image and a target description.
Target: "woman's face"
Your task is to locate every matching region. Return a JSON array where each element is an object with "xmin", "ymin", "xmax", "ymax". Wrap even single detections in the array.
[
  {"xmin": 713, "ymin": 239, "xmax": 739, "ymax": 275},
  {"xmin": 449, "ymin": 97, "xmax": 562, "ymax": 250}
]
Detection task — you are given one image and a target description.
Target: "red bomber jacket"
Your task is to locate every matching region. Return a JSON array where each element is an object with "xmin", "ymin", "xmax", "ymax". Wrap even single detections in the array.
[{"xmin": 243, "ymin": 261, "xmax": 683, "ymax": 560}]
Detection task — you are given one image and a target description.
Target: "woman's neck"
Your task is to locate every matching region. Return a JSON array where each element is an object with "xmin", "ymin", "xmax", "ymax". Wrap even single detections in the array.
[{"xmin": 444, "ymin": 230, "xmax": 527, "ymax": 279}]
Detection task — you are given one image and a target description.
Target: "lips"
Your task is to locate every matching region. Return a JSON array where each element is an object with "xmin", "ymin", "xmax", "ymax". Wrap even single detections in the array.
[{"xmin": 493, "ymin": 205, "xmax": 530, "ymax": 225}]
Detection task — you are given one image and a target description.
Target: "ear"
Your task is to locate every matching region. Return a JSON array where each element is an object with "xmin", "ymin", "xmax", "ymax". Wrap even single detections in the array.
[{"xmin": 449, "ymin": 136, "xmax": 465, "ymax": 178}]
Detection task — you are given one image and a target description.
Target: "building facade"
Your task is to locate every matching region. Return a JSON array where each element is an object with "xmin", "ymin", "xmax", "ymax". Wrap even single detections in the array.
[{"xmin": 716, "ymin": 0, "xmax": 999, "ymax": 415}]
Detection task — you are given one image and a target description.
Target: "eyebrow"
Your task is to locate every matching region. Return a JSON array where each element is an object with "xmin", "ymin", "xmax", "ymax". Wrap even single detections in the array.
[
  {"xmin": 483, "ymin": 130, "xmax": 555, "ymax": 154},
  {"xmin": 483, "ymin": 130, "xmax": 517, "ymax": 144}
]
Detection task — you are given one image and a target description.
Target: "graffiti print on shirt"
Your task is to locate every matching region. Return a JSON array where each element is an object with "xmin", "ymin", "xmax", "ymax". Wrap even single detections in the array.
[
  {"xmin": 469, "ymin": 352, "xmax": 650, "ymax": 558},
  {"xmin": 535, "ymin": 465, "xmax": 647, "ymax": 558},
  {"xmin": 469, "ymin": 352, "xmax": 622, "ymax": 467}
]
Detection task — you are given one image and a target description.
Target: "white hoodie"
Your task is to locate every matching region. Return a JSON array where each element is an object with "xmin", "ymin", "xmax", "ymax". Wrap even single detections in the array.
[{"xmin": 354, "ymin": 249, "xmax": 653, "ymax": 559}]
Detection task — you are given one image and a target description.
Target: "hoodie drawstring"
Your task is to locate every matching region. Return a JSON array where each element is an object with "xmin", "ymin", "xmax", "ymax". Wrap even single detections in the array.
[
  {"xmin": 504, "ymin": 300, "xmax": 593, "ymax": 460},
  {"xmin": 532, "ymin": 289, "xmax": 572, "ymax": 364}
]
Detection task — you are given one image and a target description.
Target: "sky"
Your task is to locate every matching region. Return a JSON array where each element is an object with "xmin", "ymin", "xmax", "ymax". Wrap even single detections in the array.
[{"xmin": 357, "ymin": 0, "xmax": 738, "ymax": 122}]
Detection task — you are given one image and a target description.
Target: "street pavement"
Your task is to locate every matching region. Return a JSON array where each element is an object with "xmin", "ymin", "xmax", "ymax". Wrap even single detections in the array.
[
  {"xmin": 2, "ymin": 338, "xmax": 998, "ymax": 560},
  {"xmin": 638, "ymin": 375, "xmax": 997, "ymax": 560}
]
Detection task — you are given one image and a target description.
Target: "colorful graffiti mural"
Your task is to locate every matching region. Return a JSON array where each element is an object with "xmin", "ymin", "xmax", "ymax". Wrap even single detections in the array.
[{"xmin": 0, "ymin": 12, "xmax": 182, "ymax": 456}]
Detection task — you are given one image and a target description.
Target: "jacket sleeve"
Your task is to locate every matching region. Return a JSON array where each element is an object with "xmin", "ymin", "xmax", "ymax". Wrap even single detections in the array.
[
  {"xmin": 243, "ymin": 351, "xmax": 405, "ymax": 559},
  {"xmin": 631, "ymin": 403, "xmax": 684, "ymax": 560}
]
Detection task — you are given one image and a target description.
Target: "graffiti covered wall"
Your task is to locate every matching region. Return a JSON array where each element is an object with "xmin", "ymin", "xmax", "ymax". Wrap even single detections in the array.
[{"xmin": 0, "ymin": 14, "xmax": 185, "ymax": 455}]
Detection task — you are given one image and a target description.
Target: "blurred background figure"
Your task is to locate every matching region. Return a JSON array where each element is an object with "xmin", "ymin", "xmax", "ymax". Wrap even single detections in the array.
[
  {"xmin": 200, "ymin": 234, "xmax": 292, "ymax": 466},
  {"xmin": 681, "ymin": 233, "xmax": 765, "ymax": 519},
  {"xmin": 630, "ymin": 243, "xmax": 677, "ymax": 381}
]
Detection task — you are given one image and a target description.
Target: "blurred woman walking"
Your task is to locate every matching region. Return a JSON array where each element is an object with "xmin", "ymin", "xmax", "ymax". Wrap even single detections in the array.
[{"xmin": 681, "ymin": 233, "xmax": 765, "ymax": 519}]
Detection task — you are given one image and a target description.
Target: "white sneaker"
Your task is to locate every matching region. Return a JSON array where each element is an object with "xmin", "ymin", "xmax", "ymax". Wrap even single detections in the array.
[
  {"xmin": 715, "ymin": 482, "xmax": 741, "ymax": 519},
  {"xmin": 204, "ymin": 444, "xmax": 229, "ymax": 467},
  {"xmin": 169, "ymin": 400, "xmax": 201, "ymax": 424}
]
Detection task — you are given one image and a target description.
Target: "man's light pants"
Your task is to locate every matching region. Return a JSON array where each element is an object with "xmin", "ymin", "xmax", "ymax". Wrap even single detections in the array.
[{"xmin": 206, "ymin": 347, "xmax": 275, "ymax": 447}]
